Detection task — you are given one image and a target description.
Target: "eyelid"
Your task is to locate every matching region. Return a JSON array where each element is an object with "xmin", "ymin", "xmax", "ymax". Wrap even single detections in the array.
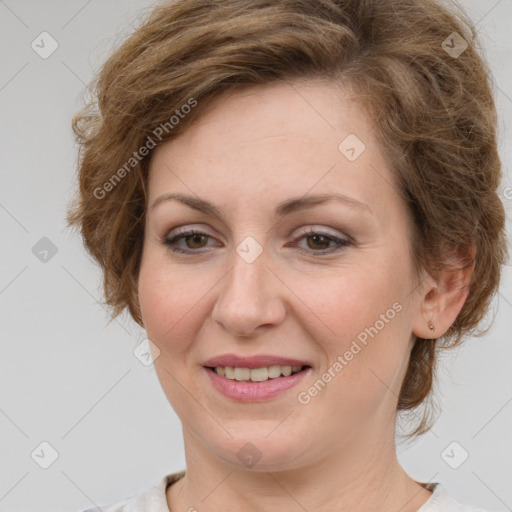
[
  {"xmin": 293, "ymin": 225, "xmax": 349, "ymax": 240},
  {"xmin": 166, "ymin": 224, "xmax": 217, "ymax": 238},
  {"xmin": 165, "ymin": 223, "xmax": 349, "ymax": 240}
]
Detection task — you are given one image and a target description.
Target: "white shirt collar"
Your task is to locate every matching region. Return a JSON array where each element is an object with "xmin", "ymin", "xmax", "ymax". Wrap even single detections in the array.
[{"xmin": 82, "ymin": 472, "xmax": 488, "ymax": 512}]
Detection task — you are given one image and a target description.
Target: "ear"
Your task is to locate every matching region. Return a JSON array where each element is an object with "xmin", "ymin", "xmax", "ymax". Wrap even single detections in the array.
[{"xmin": 412, "ymin": 244, "xmax": 476, "ymax": 339}]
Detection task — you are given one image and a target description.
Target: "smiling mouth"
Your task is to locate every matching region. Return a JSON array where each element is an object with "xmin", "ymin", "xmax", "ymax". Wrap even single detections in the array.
[{"xmin": 205, "ymin": 365, "xmax": 310, "ymax": 382}]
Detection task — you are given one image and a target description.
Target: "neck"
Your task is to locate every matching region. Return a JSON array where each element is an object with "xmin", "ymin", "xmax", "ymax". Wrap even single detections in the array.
[{"xmin": 166, "ymin": 426, "xmax": 432, "ymax": 512}]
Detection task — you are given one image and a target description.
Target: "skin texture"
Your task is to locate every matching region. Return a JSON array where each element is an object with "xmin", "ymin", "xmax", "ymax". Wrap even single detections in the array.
[{"xmin": 138, "ymin": 79, "xmax": 472, "ymax": 512}]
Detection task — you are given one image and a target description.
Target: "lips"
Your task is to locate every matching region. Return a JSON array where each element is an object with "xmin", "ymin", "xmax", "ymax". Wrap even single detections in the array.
[{"xmin": 202, "ymin": 353, "xmax": 312, "ymax": 369}]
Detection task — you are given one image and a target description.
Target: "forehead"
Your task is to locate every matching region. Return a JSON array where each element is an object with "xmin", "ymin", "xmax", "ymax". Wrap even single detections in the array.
[
  {"xmin": 147, "ymin": 80, "xmax": 399, "ymax": 221},
  {"xmin": 152, "ymin": 79, "xmax": 371, "ymax": 156}
]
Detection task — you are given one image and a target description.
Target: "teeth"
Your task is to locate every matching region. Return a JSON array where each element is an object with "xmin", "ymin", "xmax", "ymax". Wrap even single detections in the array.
[
  {"xmin": 268, "ymin": 365, "xmax": 282, "ymax": 378},
  {"xmin": 250, "ymin": 367, "xmax": 268, "ymax": 381},
  {"xmin": 234, "ymin": 367, "xmax": 250, "ymax": 381},
  {"xmin": 281, "ymin": 365, "xmax": 292, "ymax": 377},
  {"xmin": 214, "ymin": 365, "xmax": 304, "ymax": 381}
]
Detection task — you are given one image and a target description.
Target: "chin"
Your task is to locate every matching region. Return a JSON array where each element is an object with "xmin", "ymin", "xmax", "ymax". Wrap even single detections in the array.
[{"xmin": 202, "ymin": 429, "xmax": 311, "ymax": 472}]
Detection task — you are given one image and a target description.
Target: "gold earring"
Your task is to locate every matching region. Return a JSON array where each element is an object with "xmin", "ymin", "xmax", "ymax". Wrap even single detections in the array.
[{"xmin": 427, "ymin": 321, "xmax": 435, "ymax": 334}]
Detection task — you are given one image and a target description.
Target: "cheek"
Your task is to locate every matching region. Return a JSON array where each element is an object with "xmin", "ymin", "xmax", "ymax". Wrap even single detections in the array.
[
  {"xmin": 138, "ymin": 254, "xmax": 230, "ymax": 368},
  {"xmin": 138, "ymin": 258, "xmax": 199, "ymax": 356},
  {"xmin": 137, "ymin": 259, "xmax": 209, "ymax": 413},
  {"xmin": 299, "ymin": 259, "xmax": 411, "ymax": 397},
  {"xmin": 300, "ymin": 261, "xmax": 405, "ymax": 344}
]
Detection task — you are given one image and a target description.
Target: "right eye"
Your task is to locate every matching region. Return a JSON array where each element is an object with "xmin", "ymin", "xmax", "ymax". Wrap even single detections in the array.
[{"xmin": 163, "ymin": 229, "xmax": 216, "ymax": 254}]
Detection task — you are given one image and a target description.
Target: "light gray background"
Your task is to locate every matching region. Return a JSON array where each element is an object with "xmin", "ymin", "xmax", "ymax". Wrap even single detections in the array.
[{"xmin": 0, "ymin": 1, "xmax": 511, "ymax": 511}]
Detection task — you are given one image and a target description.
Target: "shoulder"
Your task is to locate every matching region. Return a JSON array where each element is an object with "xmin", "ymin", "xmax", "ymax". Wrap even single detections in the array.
[
  {"xmin": 419, "ymin": 483, "xmax": 496, "ymax": 512},
  {"xmin": 77, "ymin": 470, "xmax": 186, "ymax": 512}
]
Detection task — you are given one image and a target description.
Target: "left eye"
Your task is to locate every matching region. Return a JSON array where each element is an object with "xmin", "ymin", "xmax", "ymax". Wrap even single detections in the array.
[
  {"xmin": 289, "ymin": 229, "xmax": 351, "ymax": 254},
  {"xmin": 163, "ymin": 228, "xmax": 351, "ymax": 255}
]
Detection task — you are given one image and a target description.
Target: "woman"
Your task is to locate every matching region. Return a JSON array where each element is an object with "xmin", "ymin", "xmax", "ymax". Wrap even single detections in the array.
[{"xmin": 67, "ymin": 0, "xmax": 508, "ymax": 510}]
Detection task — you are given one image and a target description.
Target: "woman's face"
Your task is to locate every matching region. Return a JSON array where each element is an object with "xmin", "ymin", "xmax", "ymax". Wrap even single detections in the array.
[{"xmin": 138, "ymin": 80, "xmax": 430, "ymax": 471}]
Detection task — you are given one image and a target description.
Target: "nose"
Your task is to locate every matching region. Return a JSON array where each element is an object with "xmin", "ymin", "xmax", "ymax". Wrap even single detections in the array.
[{"xmin": 211, "ymin": 248, "xmax": 286, "ymax": 338}]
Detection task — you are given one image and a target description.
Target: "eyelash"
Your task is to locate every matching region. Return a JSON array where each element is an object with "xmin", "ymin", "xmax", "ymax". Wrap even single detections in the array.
[{"xmin": 162, "ymin": 228, "xmax": 351, "ymax": 256}]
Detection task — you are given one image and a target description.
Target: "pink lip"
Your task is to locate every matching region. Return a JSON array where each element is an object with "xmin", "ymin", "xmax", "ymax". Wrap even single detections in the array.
[
  {"xmin": 205, "ymin": 366, "xmax": 312, "ymax": 402},
  {"xmin": 202, "ymin": 354, "xmax": 311, "ymax": 369}
]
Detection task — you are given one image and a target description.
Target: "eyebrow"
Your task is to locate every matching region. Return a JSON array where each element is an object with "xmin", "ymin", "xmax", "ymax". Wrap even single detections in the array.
[{"xmin": 149, "ymin": 192, "xmax": 372, "ymax": 219}]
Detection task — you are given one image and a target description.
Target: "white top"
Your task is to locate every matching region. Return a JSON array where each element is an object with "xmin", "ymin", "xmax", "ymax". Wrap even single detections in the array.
[{"xmin": 78, "ymin": 471, "xmax": 491, "ymax": 512}]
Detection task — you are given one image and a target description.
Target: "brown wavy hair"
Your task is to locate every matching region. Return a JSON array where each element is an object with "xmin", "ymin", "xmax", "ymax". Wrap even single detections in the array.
[{"xmin": 66, "ymin": 0, "xmax": 508, "ymax": 436}]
